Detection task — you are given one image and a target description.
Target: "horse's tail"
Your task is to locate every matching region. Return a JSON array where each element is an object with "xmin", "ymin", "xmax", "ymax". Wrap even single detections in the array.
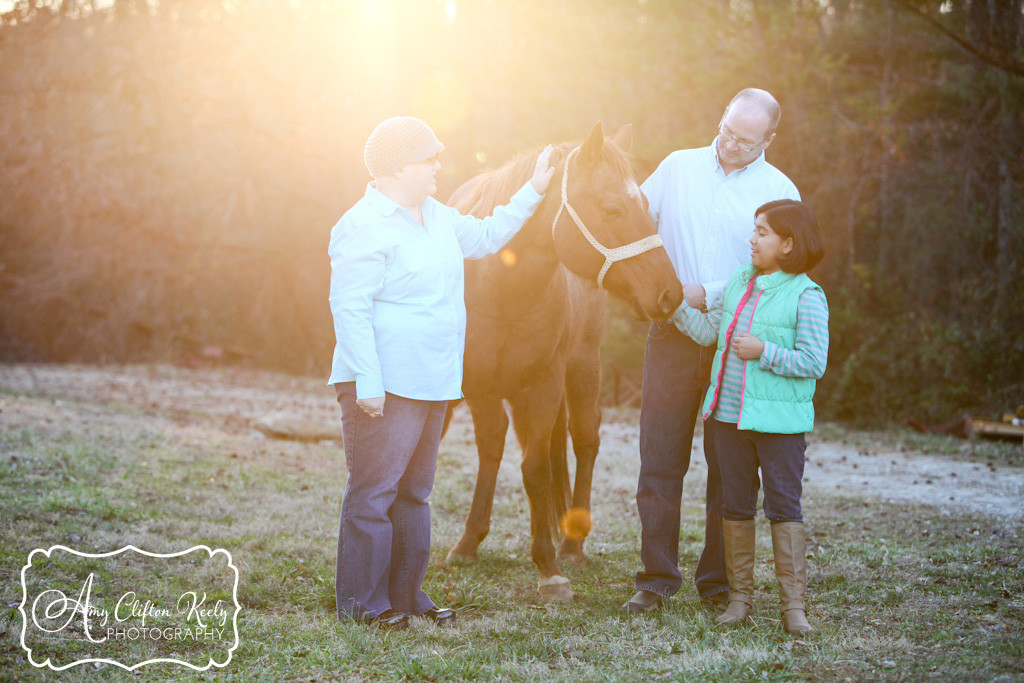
[{"xmin": 548, "ymin": 397, "xmax": 571, "ymax": 543}]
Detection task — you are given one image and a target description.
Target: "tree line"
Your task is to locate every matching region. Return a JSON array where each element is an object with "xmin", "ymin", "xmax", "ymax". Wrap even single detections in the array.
[{"xmin": 1, "ymin": 0, "xmax": 1021, "ymax": 426}]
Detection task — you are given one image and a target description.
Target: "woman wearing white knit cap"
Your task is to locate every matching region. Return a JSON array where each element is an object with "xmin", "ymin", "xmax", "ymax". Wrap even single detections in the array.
[{"xmin": 328, "ymin": 116, "xmax": 554, "ymax": 629}]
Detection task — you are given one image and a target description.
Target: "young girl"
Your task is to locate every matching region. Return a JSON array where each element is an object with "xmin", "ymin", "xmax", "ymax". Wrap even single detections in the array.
[{"xmin": 673, "ymin": 199, "xmax": 828, "ymax": 635}]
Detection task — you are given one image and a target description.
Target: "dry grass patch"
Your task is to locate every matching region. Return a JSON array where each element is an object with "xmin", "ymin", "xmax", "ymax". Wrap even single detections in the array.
[{"xmin": 1, "ymin": 365, "xmax": 1023, "ymax": 681}]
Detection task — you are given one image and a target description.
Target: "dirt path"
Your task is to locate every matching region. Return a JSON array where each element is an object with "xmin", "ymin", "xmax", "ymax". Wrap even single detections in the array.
[
  {"xmin": 598, "ymin": 417, "xmax": 1024, "ymax": 523},
  {"xmin": 802, "ymin": 439, "xmax": 1024, "ymax": 520},
  {"xmin": 2, "ymin": 363, "xmax": 1022, "ymax": 521}
]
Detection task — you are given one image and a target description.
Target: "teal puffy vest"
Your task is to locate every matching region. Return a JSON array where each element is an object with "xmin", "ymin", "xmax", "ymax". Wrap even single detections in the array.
[{"xmin": 703, "ymin": 265, "xmax": 822, "ymax": 434}]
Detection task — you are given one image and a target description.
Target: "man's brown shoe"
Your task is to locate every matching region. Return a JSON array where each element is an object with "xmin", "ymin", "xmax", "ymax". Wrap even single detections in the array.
[{"xmin": 622, "ymin": 590, "xmax": 667, "ymax": 614}]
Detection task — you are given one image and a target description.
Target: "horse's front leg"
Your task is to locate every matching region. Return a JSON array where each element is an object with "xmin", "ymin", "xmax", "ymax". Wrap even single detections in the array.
[
  {"xmin": 558, "ymin": 353, "xmax": 602, "ymax": 563},
  {"xmin": 447, "ymin": 396, "xmax": 508, "ymax": 564},
  {"xmin": 510, "ymin": 382, "xmax": 573, "ymax": 601}
]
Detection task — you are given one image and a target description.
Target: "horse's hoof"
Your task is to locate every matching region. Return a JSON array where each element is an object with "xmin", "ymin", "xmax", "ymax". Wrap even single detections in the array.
[
  {"xmin": 538, "ymin": 575, "xmax": 573, "ymax": 602},
  {"xmin": 445, "ymin": 549, "xmax": 477, "ymax": 565},
  {"xmin": 557, "ymin": 538, "xmax": 587, "ymax": 564},
  {"xmin": 556, "ymin": 550, "xmax": 587, "ymax": 565}
]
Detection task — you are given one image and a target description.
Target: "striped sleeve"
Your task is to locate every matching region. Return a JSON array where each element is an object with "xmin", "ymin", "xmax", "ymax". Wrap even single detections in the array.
[
  {"xmin": 671, "ymin": 295, "xmax": 722, "ymax": 347},
  {"xmin": 758, "ymin": 288, "xmax": 829, "ymax": 379}
]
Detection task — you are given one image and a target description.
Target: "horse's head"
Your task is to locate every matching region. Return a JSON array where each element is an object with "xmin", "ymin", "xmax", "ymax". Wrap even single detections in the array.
[{"xmin": 550, "ymin": 122, "xmax": 683, "ymax": 320}]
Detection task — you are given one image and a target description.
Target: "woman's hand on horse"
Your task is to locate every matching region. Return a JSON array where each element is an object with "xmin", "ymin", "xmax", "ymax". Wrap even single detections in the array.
[
  {"xmin": 357, "ymin": 396, "xmax": 386, "ymax": 418},
  {"xmin": 531, "ymin": 145, "xmax": 556, "ymax": 194},
  {"xmin": 731, "ymin": 333, "xmax": 764, "ymax": 361}
]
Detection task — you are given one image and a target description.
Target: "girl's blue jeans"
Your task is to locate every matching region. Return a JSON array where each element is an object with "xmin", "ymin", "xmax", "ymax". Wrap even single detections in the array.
[{"xmin": 712, "ymin": 419, "xmax": 805, "ymax": 522}]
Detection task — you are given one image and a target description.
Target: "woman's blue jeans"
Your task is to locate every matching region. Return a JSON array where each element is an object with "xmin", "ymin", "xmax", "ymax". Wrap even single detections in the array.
[
  {"xmin": 635, "ymin": 322, "xmax": 729, "ymax": 600},
  {"xmin": 334, "ymin": 383, "xmax": 447, "ymax": 620}
]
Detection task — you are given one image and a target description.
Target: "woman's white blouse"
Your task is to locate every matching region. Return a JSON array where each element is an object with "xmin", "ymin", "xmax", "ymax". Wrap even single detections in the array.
[{"xmin": 328, "ymin": 181, "xmax": 543, "ymax": 401}]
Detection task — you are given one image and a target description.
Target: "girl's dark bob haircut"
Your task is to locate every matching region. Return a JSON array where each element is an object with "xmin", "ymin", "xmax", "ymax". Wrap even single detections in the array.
[{"xmin": 755, "ymin": 199, "xmax": 824, "ymax": 274}]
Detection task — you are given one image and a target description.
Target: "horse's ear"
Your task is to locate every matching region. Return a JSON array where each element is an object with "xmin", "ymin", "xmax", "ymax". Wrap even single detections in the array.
[
  {"xmin": 579, "ymin": 121, "xmax": 605, "ymax": 166},
  {"xmin": 610, "ymin": 124, "xmax": 633, "ymax": 154}
]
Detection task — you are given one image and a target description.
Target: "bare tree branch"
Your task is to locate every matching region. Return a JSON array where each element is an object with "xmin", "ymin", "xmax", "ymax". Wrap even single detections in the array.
[{"xmin": 894, "ymin": 0, "xmax": 1024, "ymax": 77}]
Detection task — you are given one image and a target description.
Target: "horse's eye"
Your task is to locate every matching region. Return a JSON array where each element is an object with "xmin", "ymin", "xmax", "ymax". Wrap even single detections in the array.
[{"xmin": 602, "ymin": 205, "xmax": 622, "ymax": 219}]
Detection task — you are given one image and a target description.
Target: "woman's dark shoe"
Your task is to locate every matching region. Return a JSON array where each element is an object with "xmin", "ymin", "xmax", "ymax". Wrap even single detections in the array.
[
  {"xmin": 422, "ymin": 607, "xmax": 457, "ymax": 626},
  {"xmin": 369, "ymin": 609, "xmax": 409, "ymax": 630}
]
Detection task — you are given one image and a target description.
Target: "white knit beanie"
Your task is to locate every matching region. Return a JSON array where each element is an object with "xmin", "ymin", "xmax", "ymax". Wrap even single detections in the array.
[{"xmin": 363, "ymin": 116, "xmax": 444, "ymax": 178}]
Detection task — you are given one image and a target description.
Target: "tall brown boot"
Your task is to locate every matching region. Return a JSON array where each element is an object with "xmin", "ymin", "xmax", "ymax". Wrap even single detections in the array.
[
  {"xmin": 771, "ymin": 521, "xmax": 814, "ymax": 635},
  {"xmin": 716, "ymin": 519, "xmax": 756, "ymax": 625}
]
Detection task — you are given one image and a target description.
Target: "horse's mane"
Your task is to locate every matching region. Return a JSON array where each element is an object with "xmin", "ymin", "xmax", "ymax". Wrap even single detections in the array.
[{"xmin": 453, "ymin": 138, "xmax": 636, "ymax": 217}]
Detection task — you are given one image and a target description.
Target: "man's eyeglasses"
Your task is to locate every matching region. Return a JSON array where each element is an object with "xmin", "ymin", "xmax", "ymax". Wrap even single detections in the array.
[{"xmin": 718, "ymin": 120, "xmax": 769, "ymax": 153}]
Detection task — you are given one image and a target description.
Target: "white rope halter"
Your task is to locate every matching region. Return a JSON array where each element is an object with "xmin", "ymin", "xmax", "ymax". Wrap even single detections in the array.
[{"xmin": 551, "ymin": 147, "xmax": 664, "ymax": 288}]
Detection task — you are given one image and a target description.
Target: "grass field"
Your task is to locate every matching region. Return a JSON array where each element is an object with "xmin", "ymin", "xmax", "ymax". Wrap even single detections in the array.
[{"xmin": 1, "ymin": 365, "xmax": 1022, "ymax": 681}]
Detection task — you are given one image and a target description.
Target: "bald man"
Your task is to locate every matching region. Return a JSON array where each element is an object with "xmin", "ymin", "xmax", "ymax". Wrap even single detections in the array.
[{"xmin": 624, "ymin": 89, "xmax": 801, "ymax": 614}]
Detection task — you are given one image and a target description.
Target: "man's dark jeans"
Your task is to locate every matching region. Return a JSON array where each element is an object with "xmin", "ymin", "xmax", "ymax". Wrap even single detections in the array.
[{"xmin": 635, "ymin": 322, "xmax": 728, "ymax": 599}]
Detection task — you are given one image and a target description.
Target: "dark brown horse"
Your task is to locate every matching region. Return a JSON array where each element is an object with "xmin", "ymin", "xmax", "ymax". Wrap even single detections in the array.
[{"xmin": 446, "ymin": 122, "xmax": 682, "ymax": 600}]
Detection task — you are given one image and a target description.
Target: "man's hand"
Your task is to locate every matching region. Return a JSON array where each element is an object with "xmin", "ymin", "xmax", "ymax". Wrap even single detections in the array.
[
  {"xmin": 531, "ymin": 145, "xmax": 556, "ymax": 194},
  {"xmin": 682, "ymin": 283, "xmax": 707, "ymax": 312},
  {"xmin": 731, "ymin": 332, "xmax": 764, "ymax": 361},
  {"xmin": 356, "ymin": 396, "xmax": 385, "ymax": 418}
]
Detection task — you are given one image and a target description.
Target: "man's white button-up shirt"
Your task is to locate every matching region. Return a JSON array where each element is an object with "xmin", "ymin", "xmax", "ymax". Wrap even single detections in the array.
[{"xmin": 641, "ymin": 139, "xmax": 800, "ymax": 307}]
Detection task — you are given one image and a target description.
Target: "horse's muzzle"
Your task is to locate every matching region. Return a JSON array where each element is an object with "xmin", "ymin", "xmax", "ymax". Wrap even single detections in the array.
[
  {"xmin": 658, "ymin": 288, "xmax": 680, "ymax": 317},
  {"xmin": 629, "ymin": 287, "xmax": 682, "ymax": 321}
]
